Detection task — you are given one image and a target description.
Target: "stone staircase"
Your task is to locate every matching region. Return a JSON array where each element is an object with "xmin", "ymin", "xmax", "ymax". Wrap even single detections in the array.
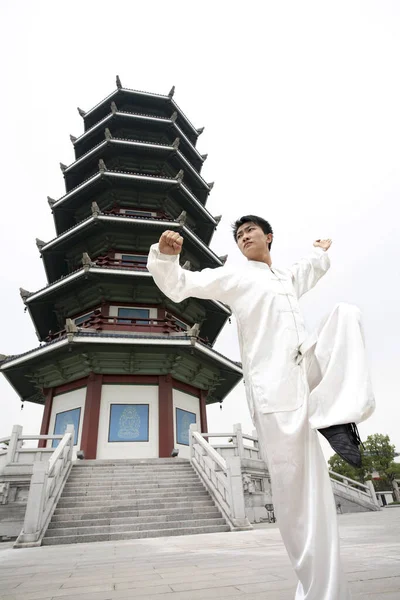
[{"xmin": 43, "ymin": 458, "xmax": 229, "ymax": 545}]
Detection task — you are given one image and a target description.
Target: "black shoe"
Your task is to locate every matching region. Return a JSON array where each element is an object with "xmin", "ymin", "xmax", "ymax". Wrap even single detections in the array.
[{"xmin": 318, "ymin": 423, "xmax": 363, "ymax": 469}]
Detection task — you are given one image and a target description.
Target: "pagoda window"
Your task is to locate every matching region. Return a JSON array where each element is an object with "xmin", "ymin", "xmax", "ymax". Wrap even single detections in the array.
[
  {"xmin": 109, "ymin": 305, "xmax": 157, "ymax": 326},
  {"xmin": 114, "ymin": 253, "xmax": 148, "ymax": 269},
  {"xmin": 74, "ymin": 311, "xmax": 96, "ymax": 326},
  {"xmin": 120, "ymin": 209, "xmax": 157, "ymax": 218},
  {"xmin": 117, "ymin": 308, "xmax": 150, "ymax": 325}
]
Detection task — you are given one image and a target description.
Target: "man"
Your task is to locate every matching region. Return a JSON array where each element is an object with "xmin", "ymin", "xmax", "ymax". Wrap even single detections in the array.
[{"xmin": 147, "ymin": 215, "xmax": 375, "ymax": 600}]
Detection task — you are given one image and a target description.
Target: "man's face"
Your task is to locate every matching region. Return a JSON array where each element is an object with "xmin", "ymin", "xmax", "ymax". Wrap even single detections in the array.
[{"xmin": 236, "ymin": 222, "xmax": 272, "ymax": 260}]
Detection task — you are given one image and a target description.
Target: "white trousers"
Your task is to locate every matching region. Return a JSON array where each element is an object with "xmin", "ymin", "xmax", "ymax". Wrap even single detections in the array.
[{"xmin": 254, "ymin": 304, "xmax": 375, "ymax": 600}]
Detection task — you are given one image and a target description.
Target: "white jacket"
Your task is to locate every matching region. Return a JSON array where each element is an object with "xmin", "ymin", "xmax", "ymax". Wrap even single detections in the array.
[{"xmin": 147, "ymin": 244, "xmax": 330, "ymax": 419}]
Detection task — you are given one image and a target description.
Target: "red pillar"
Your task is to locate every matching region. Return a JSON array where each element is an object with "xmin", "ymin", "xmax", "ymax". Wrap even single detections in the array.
[
  {"xmin": 158, "ymin": 375, "xmax": 174, "ymax": 457},
  {"xmin": 199, "ymin": 390, "xmax": 208, "ymax": 434},
  {"xmin": 80, "ymin": 373, "xmax": 103, "ymax": 459},
  {"xmin": 38, "ymin": 388, "xmax": 54, "ymax": 448}
]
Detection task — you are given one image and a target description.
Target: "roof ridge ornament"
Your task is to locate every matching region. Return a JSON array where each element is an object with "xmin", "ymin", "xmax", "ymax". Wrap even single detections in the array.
[
  {"xmin": 182, "ymin": 260, "xmax": 191, "ymax": 270},
  {"xmin": 197, "ymin": 127, "xmax": 205, "ymax": 135},
  {"xmin": 170, "ymin": 111, "xmax": 178, "ymax": 123},
  {"xmin": 70, "ymin": 135, "xmax": 77, "ymax": 144},
  {"xmin": 65, "ymin": 318, "xmax": 79, "ymax": 342},
  {"xmin": 116, "ymin": 75, "xmax": 122, "ymax": 89},
  {"xmin": 60, "ymin": 163, "xmax": 67, "ymax": 173},
  {"xmin": 168, "ymin": 85, "xmax": 175, "ymax": 98},
  {"xmin": 111, "ymin": 101, "xmax": 118, "ymax": 115},
  {"xmin": 176, "ymin": 210, "xmax": 187, "ymax": 226},
  {"xmin": 47, "ymin": 196, "xmax": 56, "ymax": 208},
  {"xmin": 99, "ymin": 159, "xmax": 107, "ymax": 173},
  {"xmin": 105, "ymin": 128, "xmax": 113, "ymax": 141},
  {"xmin": 91, "ymin": 201, "xmax": 101, "ymax": 217},
  {"xmin": 19, "ymin": 288, "xmax": 33, "ymax": 302},
  {"xmin": 77, "ymin": 107, "xmax": 86, "ymax": 117},
  {"xmin": 175, "ymin": 169, "xmax": 184, "ymax": 182},
  {"xmin": 82, "ymin": 252, "xmax": 95, "ymax": 271},
  {"xmin": 219, "ymin": 254, "xmax": 228, "ymax": 265},
  {"xmin": 186, "ymin": 323, "xmax": 200, "ymax": 345},
  {"xmin": 172, "ymin": 137, "xmax": 180, "ymax": 150},
  {"xmin": 36, "ymin": 238, "xmax": 47, "ymax": 252}
]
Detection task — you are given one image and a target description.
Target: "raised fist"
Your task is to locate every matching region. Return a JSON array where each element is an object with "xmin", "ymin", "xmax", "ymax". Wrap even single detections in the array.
[{"xmin": 159, "ymin": 230, "xmax": 184, "ymax": 255}]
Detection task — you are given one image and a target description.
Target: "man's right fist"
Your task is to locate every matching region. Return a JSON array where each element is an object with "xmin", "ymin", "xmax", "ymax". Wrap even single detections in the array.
[{"xmin": 159, "ymin": 230, "xmax": 184, "ymax": 255}]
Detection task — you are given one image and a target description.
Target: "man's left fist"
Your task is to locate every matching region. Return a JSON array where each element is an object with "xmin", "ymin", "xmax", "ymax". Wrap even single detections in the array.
[{"xmin": 313, "ymin": 239, "xmax": 332, "ymax": 251}]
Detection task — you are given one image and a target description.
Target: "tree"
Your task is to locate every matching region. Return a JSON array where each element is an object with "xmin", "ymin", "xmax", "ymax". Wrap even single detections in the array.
[
  {"xmin": 328, "ymin": 433, "xmax": 400, "ymax": 502},
  {"xmin": 328, "ymin": 451, "xmax": 368, "ymax": 483}
]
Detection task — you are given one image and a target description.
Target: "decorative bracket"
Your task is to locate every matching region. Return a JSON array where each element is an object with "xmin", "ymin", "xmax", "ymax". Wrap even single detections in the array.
[
  {"xmin": 105, "ymin": 128, "xmax": 112, "ymax": 141},
  {"xmin": 47, "ymin": 196, "xmax": 56, "ymax": 208},
  {"xmin": 70, "ymin": 134, "xmax": 77, "ymax": 143},
  {"xmin": 170, "ymin": 111, "xmax": 178, "ymax": 123},
  {"xmin": 111, "ymin": 101, "xmax": 118, "ymax": 115},
  {"xmin": 172, "ymin": 137, "xmax": 180, "ymax": 150},
  {"xmin": 182, "ymin": 260, "xmax": 191, "ymax": 271},
  {"xmin": 176, "ymin": 210, "xmax": 187, "ymax": 226},
  {"xmin": 219, "ymin": 255, "xmax": 228, "ymax": 265},
  {"xmin": 214, "ymin": 215, "xmax": 222, "ymax": 225},
  {"xmin": 98, "ymin": 159, "xmax": 107, "ymax": 173},
  {"xmin": 197, "ymin": 127, "xmax": 205, "ymax": 135},
  {"xmin": 59, "ymin": 163, "xmax": 67, "ymax": 173},
  {"xmin": 35, "ymin": 238, "xmax": 46, "ymax": 252},
  {"xmin": 77, "ymin": 107, "xmax": 86, "ymax": 117},
  {"xmin": 175, "ymin": 169, "xmax": 184, "ymax": 183},
  {"xmin": 91, "ymin": 201, "xmax": 101, "ymax": 218},
  {"xmin": 19, "ymin": 288, "xmax": 33, "ymax": 302}
]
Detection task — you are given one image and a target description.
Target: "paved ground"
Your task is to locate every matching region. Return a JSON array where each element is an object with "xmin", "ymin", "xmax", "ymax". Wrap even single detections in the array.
[{"xmin": 0, "ymin": 509, "xmax": 399, "ymax": 600}]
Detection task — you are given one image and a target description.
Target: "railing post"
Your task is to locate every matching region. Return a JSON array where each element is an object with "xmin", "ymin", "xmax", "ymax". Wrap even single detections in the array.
[
  {"xmin": 226, "ymin": 456, "xmax": 249, "ymax": 526},
  {"xmin": 233, "ymin": 423, "xmax": 244, "ymax": 458},
  {"xmin": 189, "ymin": 423, "xmax": 198, "ymax": 461},
  {"xmin": 366, "ymin": 480, "xmax": 380, "ymax": 508},
  {"xmin": 66, "ymin": 425, "xmax": 74, "ymax": 462},
  {"xmin": 6, "ymin": 425, "xmax": 23, "ymax": 464},
  {"xmin": 18, "ymin": 461, "xmax": 49, "ymax": 543}
]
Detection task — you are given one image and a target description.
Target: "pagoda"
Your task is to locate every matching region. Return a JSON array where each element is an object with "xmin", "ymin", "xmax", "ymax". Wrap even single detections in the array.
[{"xmin": 0, "ymin": 78, "xmax": 243, "ymax": 461}]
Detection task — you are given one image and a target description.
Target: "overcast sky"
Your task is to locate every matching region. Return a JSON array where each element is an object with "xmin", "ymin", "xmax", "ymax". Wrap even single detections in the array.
[{"xmin": 0, "ymin": 0, "xmax": 399, "ymax": 461}]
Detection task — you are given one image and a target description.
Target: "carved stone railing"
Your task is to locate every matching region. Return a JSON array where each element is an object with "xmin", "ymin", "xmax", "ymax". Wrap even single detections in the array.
[
  {"xmin": 329, "ymin": 470, "xmax": 381, "ymax": 511},
  {"xmin": 9, "ymin": 425, "xmax": 75, "ymax": 548},
  {"xmin": 189, "ymin": 423, "xmax": 253, "ymax": 530}
]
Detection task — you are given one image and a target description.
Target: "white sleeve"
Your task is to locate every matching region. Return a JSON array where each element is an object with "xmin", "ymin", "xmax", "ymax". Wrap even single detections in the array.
[
  {"xmin": 147, "ymin": 243, "xmax": 237, "ymax": 304},
  {"xmin": 289, "ymin": 247, "xmax": 330, "ymax": 298}
]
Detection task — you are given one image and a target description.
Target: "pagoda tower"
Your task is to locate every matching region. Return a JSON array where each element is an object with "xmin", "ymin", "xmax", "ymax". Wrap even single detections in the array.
[{"xmin": 0, "ymin": 79, "xmax": 242, "ymax": 460}]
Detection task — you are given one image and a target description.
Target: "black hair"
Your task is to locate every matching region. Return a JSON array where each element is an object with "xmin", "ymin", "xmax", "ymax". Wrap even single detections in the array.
[{"xmin": 232, "ymin": 215, "xmax": 274, "ymax": 250}]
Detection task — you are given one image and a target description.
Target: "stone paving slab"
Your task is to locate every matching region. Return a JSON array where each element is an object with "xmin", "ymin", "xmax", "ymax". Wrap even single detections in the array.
[{"xmin": 0, "ymin": 509, "xmax": 399, "ymax": 599}]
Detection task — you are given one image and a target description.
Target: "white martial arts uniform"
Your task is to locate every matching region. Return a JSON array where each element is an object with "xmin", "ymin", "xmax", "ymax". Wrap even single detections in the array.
[{"xmin": 147, "ymin": 243, "xmax": 375, "ymax": 600}]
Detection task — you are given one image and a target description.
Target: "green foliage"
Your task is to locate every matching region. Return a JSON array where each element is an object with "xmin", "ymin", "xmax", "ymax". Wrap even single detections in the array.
[
  {"xmin": 328, "ymin": 452, "xmax": 367, "ymax": 483},
  {"xmin": 328, "ymin": 433, "xmax": 399, "ymax": 495}
]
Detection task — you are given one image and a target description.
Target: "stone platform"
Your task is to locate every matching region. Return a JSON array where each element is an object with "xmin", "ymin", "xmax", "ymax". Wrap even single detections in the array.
[{"xmin": 0, "ymin": 509, "xmax": 399, "ymax": 600}]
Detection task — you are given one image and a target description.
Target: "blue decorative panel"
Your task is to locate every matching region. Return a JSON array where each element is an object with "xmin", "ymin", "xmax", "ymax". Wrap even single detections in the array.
[
  {"xmin": 117, "ymin": 307, "xmax": 149, "ymax": 325},
  {"xmin": 52, "ymin": 408, "xmax": 81, "ymax": 448},
  {"xmin": 176, "ymin": 408, "xmax": 196, "ymax": 446},
  {"xmin": 108, "ymin": 404, "xmax": 149, "ymax": 442}
]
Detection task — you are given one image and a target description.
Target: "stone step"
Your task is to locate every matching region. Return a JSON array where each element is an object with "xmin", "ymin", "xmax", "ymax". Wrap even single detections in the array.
[
  {"xmin": 62, "ymin": 481, "xmax": 207, "ymax": 498},
  {"xmin": 42, "ymin": 524, "xmax": 230, "ymax": 545},
  {"xmin": 45, "ymin": 517, "xmax": 226, "ymax": 537},
  {"xmin": 48, "ymin": 509, "xmax": 222, "ymax": 529},
  {"xmin": 58, "ymin": 490, "xmax": 208, "ymax": 504},
  {"xmin": 55, "ymin": 496, "xmax": 214, "ymax": 510},
  {"xmin": 73, "ymin": 457, "xmax": 191, "ymax": 469},
  {"xmin": 64, "ymin": 478, "xmax": 202, "ymax": 492},
  {"xmin": 66, "ymin": 473, "xmax": 200, "ymax": 485},
  {"xmin": 70, "ymin": 465, "xmax": 193, "ymax": 473},
  {"xmin": 52, "ymin": 502, "xmax": 217, "ymax": 520}
]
